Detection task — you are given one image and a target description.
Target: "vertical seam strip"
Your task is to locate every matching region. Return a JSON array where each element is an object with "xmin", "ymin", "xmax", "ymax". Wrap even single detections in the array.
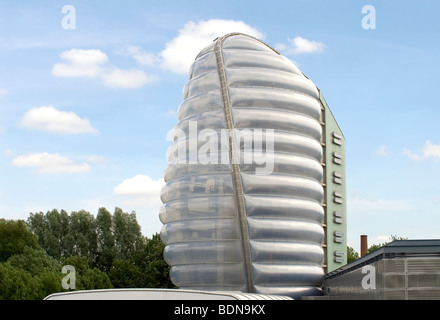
[
  {"xmin": 214, "ymin": 35, "xmax": 254, "ymax": 293},
  {"xmin": 319, "ymin": 89, "xmax": 328, "ymax": 273}
]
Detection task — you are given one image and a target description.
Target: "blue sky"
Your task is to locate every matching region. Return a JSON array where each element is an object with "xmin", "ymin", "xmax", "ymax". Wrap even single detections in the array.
[{"xmin": 0, "ymin": 0, "xmax": 439, "ymax": 254}]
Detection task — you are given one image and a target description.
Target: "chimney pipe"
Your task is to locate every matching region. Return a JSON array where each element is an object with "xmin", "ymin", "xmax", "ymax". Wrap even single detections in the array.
[{"xmin": 361, "ymin": 235, "xmax": 368, "ymax": 257}]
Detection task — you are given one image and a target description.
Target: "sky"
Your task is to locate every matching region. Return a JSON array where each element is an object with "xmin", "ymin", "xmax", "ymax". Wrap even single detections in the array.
[{"xmin": 0, "ymin": 0, "xmax": 439, "ymax": 254}]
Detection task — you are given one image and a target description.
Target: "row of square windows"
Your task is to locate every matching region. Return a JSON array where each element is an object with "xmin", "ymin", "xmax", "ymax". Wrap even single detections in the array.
[{"xmin": 330, "ymin": 132, "xmax": 345, "ymax": 261}]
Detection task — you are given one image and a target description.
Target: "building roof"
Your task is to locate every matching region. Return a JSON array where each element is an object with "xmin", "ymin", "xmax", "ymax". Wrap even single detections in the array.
[
  {"xmin": 325, "ymin": 239, "xmax": 440, "ymax": 279},
  {"xmin": 44, "ymin": 288, "xmax": 293, "ymax": 300}
]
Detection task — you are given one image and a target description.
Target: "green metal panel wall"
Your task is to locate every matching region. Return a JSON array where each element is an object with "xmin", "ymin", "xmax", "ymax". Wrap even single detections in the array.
[{"xmin": 319, "ymin": 91, "xmax": 347, "ymax": 272}]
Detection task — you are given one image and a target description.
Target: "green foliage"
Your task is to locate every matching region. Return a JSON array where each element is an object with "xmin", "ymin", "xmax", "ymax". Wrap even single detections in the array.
[
  {"xmin": 347, "ymin": 246, "xmax": 360, "ymax": 264},
  {"xmin": 0, "ymin": 219, "xmax": 38, "ymax": 262},
  {"xmin": 139, "ymin": 233, "xmax": 175, "ymax": 288},
  {"xmin": 95, "ymin": 207, "xmax": 117, "ymax": 273},
  {"xmin": 108, "ymin": 259, "xmax": 143, "ymax": 288},
  {"xmin": 61, "ymin": 255, "xmax": 90, "ymax": 275},
  {"xmin": 0, "ymin": 262, "xmax": 41, "ymax": 300},
  {"xmin": 60, "ymin": 255, "xmax": 113, "ymax": 290},
  {"xmin": 35, "ymin": 271, "xmax": 63, "ymax": 298},
  {"xmin": 68, "ymin": 256, "xmax": 111, "ymax": 290},
  {"xmin": 112, "ymin": 208, "xmax": 145, "ymax": 262},
  {"xmin": 78, "ymin": 268, "xmax": 113, "ymax": 290},
  {"xmin": 1, "ymin": 208, "xmax": 174, "ymax": 299},
  {"xmin": 0, "ymin": 246, "xmax": 63, "ymax": 300},
  {"xmin": 8, "ymin": 247, "xmax": 60, "ymax": 276},
  {"xmin": 69, "ymin": 210, "xmax": 98, "ymax": 265},
  {"xmin": 27, "ymin": 207, "xmax": 147, "ymax": 270},
  {"xmin": 27, "ymin": 210, "xmax": 73, "ymax": 259}
]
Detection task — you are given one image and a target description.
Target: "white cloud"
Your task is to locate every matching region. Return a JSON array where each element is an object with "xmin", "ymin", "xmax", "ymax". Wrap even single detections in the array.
[
  {"xmin": 119, "ymin": 45, "xmax": 158, "ymax": 67},
  {"xmin": 86, "ymin": 155, "xmax": 106, "ymax": 164},
  {"xmin": 52, "ymin": 49, "xmax": 154, "ymax": 89},
  {"xmin": 159, "ymin": 19, "xmax": 265, "ymax": 74},
  {"xmin": 0, "ymin": 88, "xmax": 7, "ymax": 96},
  {"xmin": 403, "ymin": 140, "xmax": 440, "ymax": 162},
  {"xmin": 276, "ymin": 36, "xmax": 325, "ymax": 55},
  {"xmin": 52, "ymin": 20, "xmax": 265, "ymax": 85},
  {"xmin": 423, "ymin": 141, "xmax": 440, "ymax": 160},
  {"xmin": 102, "ymin": 19, "xmax": 264, "ymax": 77},
  {"xmin": 20, "ymin": 106, "xmax": 99, "ymax": 134},
  {"xmin": 374, "ymin": 145, "xmax": 391, "ymax": 157},
  {"xmin": 12, "ymin": 152, "xmax": 91, "ymax": 174},
  {"xmin": 403, "ymin": 149, "xmax": 421, "ymax": 161},
  {"xmin": 101, "ymin": 68, "xmax": 155, "ymax": 89},
  {"xmin": 52, "ymin": 49, "xmax": 108, "ymax": 78},
  {"xmin": 114, "ymin": 174, "xmax": 164, "ymax": 197}
]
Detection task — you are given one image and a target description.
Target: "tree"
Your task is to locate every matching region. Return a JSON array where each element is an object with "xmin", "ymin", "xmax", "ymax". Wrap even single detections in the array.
[
  {"xmin": 0, "ymin": 262, "xmax": 41, "ymax": 300},
  {"xmin": 0, "ymin": 246, "xmax": 63, "ymax": 300},
  {"xmin": 44, "ymin": 209, "xmax": 71, "ymax": 259},
  {"xmin": 27, "ymin": 208, "xmax": 149, "ymax": 270},
  {"xmin": 0, "ymin": 210, "xmax": 178, "ymax": 299},
  {"xmin": 95, "ymin": 207, "xmax": 117, "ymax": 272},
  {"xmin": 27, "ymin": 209, "xmax": 72, "ymax": 259},
  {"xmin": 61, "ymin": 255, "xmax": 89, "ymax": 275},
  {"xmin": 35, "ymin": 271, "xmax": 63, "ymax": 298},
  {"xmin": 108, "ymin": 259, "xmax": 143, "ymax": 288},
  {"xmin": 61, "ymin": 255, "xmax": 112, "ymax": 290},
  {"xmin": 347, "ymin": 246, "xmax": 359, "ymax": 264},
  {"xmin": 25, "ymin": 212, "xmax": 45, "ymax": 248},
  {"xmin": 7, "ymin": 246, "xmax": 60, "ymax": 277},
  {"xmin": 7, "ymin": 247, "xmax": 63, "ymax": 299},
  {"xmin": 79, "ymin": 268, "xmax": 113, "ymax": 290},
  {"xmin": 0, "ymin": 219, "xmax": 38, "ymax": 262},
  {"xmin": 22, "ymin": 208, "xmax": 174, "ymax": 294},
  {"xmin": 69, "ymin": 210, "xmax": 98, "ymax": 266},
  {"xmin": 135, "ymin": 233, "xmax": 174, "ymax": 288},
  {"xmin": 113, "ymin": 208, "xmax": 145, "ymax": 262}
]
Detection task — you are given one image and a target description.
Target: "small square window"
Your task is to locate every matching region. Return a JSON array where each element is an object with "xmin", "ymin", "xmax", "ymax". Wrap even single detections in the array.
[
  {"xmin": 333, "ymin": 211, "xmax": 343, "ymax": 218},
  {"xmin": 333, "ymin": 192, "xmax": 343, "ymax": 198},
  {"xmin": 333, "ymin": 137, "xmax": 342, "ymax": 146},
  {"xmin": 334, "ymin": 251, "xmax": 344, "ymax": 257},
  {"xmin": 334, "ymin": 237, "xmax": 344, "ymax": 243},
  {"xmin": 333, "ymin": 171, "xmax": 343, "ymax": 178},
  {"xmin": 334, "ymin": 217, "xmax": 343, "ymax": 224}
]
